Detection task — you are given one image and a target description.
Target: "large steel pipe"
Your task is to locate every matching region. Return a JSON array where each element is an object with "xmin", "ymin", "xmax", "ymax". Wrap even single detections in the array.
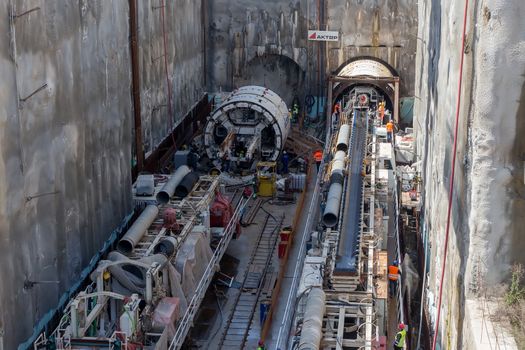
[
  {"xmin": 322, "ymin": 182, "xmax": 343, "ymax": 227},
  {"xmin": 175, "ymin": 171, "xmax": 199, "ymax": 198},
  {"xmin": 298, "ymin": 288, "xmax": 326, "ymax": 350},
  {"xmin": 323, "ymin": 150, "xmax": 347, "ymax": 227},
  {"xmin": 156, "ymin": 165, "xmax": 191, "ymax": 204},
  {"xmin": 336, "ymin": 124, "xmax": 351, "ymax": 152},
  {"xmin": 330, "ymin": 150, "xmax": 346, "ymax": 184},
  {"xmin": 153, "ymin": 236, "xmax": 178, "ymax": 257},
  {"xmin": 117, "ymin": 205, "xmax": 159, "ymax": 254}
]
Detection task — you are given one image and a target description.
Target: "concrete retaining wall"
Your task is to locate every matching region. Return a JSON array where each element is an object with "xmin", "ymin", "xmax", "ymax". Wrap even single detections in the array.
[
  {"xmin": 414, "ymin": 0, "xmax": 525, "ymax": 347},
  {"xmin": 0, "ymin": 1, "xmax": 204, "ymax": 348}
]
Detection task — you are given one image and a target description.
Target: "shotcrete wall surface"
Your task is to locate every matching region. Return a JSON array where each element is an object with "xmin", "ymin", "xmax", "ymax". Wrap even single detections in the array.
[
  {"xmin": 138, "ymin": 0, "xmax": 205, "ymax": 155},
  {"xmin": 0, "ymin": 2, "xmax": 132, "ymax": 348},
  {"xmin": 206, "ymin": 0, "xmax": 417, "ymax": 105},
  {"xmin": 414, "ymin": 0, "xmax": 525, "ymax": 348},
  {"xmin": 0, "ymin": 1, "xmax": 205, "ymax": 349}
]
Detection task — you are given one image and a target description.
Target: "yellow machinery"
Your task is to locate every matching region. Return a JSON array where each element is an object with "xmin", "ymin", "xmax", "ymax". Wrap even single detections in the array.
[{"xmin": 256, "ymin": 161, "xmax": 276, "ymax": 197}]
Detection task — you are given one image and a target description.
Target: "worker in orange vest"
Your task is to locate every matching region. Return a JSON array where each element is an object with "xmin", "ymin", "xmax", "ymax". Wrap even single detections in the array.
[
  {"xmin": 313, "ymin": 150, "xmax": 323, "ymax": 172},
  {"xmin": 386, "ymin": 119, "xmax": 394, "ymax": 143},
  {"xmin": 388, "ymin": 260, "xmax": 400, "ymax": 298}
]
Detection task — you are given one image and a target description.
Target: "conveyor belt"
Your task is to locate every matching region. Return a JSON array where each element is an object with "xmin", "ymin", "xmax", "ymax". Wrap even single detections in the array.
[{"xmin": 335, "ymin": 110, "xmax": 368, "ymax": 273}]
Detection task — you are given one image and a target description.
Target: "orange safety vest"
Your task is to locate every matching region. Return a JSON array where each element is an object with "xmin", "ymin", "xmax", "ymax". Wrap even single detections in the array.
[
  {"xmin": 388, "ymin": 265, "xmax": 399, "ymax": 281},
  {"xmin": 314, "ymin": 151, "xmax": 323, "ymax": 162},
  {"xmin": 386, "ymin": 122, "xmax": 394, "ymax": 132}
]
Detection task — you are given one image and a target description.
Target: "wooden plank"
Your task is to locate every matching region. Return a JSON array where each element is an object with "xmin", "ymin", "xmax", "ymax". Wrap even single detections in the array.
[{"xmin": 376, "ymin": 250, "xmax": 388, "ymax": 299}]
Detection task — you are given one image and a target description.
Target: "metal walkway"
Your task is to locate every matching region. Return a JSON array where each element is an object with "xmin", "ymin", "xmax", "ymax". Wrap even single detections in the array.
[{"xmin": 218, "ymin": 212, "xmax": 283, "ymax": 349}]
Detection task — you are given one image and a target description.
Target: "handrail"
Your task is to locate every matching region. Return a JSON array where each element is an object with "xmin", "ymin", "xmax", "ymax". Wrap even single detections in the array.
[{"xmin": 168, "ymin": 196, "xmax": 251, "ymax": 349}]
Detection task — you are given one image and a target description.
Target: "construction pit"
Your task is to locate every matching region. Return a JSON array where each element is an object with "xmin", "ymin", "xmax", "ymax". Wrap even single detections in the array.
[{"xmin": 1, "ymin": 1, "xmax": 524, "ymax": 350}]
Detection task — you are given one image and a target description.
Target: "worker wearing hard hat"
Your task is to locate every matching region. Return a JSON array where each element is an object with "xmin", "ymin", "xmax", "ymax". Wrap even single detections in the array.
[
  {"xmin": 388, "ymin": 260, "xmax": 400, "ymax": 298},
  {"xmin": 313, "ymin": 150, "xmax": 323, "ymax": 172},
  {"xmin": 257, "ymin": 340, "xmax": 266, "ymax": 350},
  {"xmin": 386, "ymin": 119, "xmax": 394, "ymax": 143},
  {"xmin": 394, "ymin": 323, "xmax": 407, "ymax": 350}
]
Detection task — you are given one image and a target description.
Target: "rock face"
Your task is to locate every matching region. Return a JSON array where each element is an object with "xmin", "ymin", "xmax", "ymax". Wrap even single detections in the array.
[
  {"xmin": 0, "ymin": 1, "xmax": 204, "ymax": 349},
  {"xmin": 414, "ymin": 0, "xmax": 525, "ymax": 348}
]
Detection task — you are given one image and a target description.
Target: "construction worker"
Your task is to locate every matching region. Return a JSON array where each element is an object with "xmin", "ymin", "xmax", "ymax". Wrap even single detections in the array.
[
  {"xmin": 386, "ymin": 119, "xmax": 394, "ymax": 143},
  {"xmin": 313, "ymin": 149, "xmax": 323, "ymax": 172},
  {"xmin": 388, "ymin": 260, "xmax": 400, "ymax": 298},
  {"xmin": 222, "ymin": 149, "xmax": 231, "ymax": 172},
  {"xmin": 378, "ymin": 101, "xmax": 385, "ymax": 122},
  {"xmin": 257, "ymin": 340, "xmax": 266, "ymax": 350},
  {"xmin": 393, "ymin": 323, "xmax": 407, "ymax": 350},
  {"xmin": 282, "ymin": 151, "xmax": 289, "ymax": 174},
  {"xmin": 331, "ymin": 111, "xmax": 338, "ymax": 132},
  {"xmin": 292, "ymin": 102, "xmax": 299, "ymax": 123},
  {"xmin": 333, "ymin": 101, "xmax": 341, "ymax": 114}
]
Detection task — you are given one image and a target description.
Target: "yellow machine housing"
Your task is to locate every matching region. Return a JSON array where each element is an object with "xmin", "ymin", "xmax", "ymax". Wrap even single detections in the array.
[{"xmin": 256, "ymin": 161, "xmax": 276, "ymax": 197}]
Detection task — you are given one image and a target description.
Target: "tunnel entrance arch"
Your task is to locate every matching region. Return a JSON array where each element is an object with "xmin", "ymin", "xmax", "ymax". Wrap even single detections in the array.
[
  {"xmin": 334, "ymin": 56, "xmax": 399, "ymax": 78},
  {"xmin": 234, "ymin": 54, "xmax": 306, "ymax": 107},
  {"xmin": 329, "ymin": 57, "xmax": 400, "ymax": 122}
]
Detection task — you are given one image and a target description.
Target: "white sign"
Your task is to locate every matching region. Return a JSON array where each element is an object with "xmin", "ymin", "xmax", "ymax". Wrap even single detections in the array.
[{"xmin": 308, "ymin": 30, "xmax": 339, "ymax": 42}]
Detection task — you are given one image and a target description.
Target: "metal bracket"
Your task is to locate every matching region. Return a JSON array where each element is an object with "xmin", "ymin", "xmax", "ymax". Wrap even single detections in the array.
[
  {"xmin": 11, "ymin": 6, "xmax": 40, "ymax": 20},
  {"xmin": 19, "ymin": 83, "xmax": 48, "ymax": 103}
]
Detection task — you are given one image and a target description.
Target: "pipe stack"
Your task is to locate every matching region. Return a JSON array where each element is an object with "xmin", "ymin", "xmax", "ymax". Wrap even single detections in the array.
[
  {"xmin": 117, "ymin": 205, "xmax": 159, "ymax": 254},
  {"xmin": 322, "ymin": 125, "xmax": 351, "ymax": 228},
  {"xmin": 156, "ymin": 165, "xmax": 191, "ymax": 204}
]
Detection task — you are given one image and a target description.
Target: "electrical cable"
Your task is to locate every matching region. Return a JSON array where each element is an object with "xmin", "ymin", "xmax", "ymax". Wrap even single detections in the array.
[{"xmin": 431, "ymin": 0, "xmax": 469, "ymax": 348}]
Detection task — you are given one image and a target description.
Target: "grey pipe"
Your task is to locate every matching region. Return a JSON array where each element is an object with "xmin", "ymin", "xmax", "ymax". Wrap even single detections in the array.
[
  {"xmin": 117, "ymin": 205, "xmax": 159, "ymax": 254},
  {"xmin": 175, "ymin": 171, "xmax": 199, "ymax": 197},
  {"xmin": 153, "ymin": 236, "xmax": 178, "ymax": 257},
  {"xmin": 330, "ymin": 150, "xmax": 346, "ymax": 183},
  {"xmin": 298, "ymin": 288, "xmax": 326, "ymax": 350},
  {"xmin": 323, "ymin": 150, "xmax": 347, "ymax": 227},
  {"xmin": 336, "ymin": 124, "xmax": 351, "ymax": 152},
  {"xmin": 156, "ymin": 165, "xmax": 191, "ymax": 203},
  {"xmin": 322, "ymin": 182, "xmax": 343, "ymax": 227}
]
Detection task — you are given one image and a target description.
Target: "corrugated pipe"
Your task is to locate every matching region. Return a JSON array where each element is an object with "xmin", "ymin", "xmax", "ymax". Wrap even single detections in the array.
[
  {"xmin": 156, "ymin": 165, "xmax": 191, "ymax": 203},
  {"xmin": 175, "ymin": 171, "xmax": 199, "ymax": 197},
  {"xmin": 336, "ymin": 124, "xmax": 351, "ymax": 152},
  {"xmin": 298, "ymin": 288, "xmax": 326, "ymax": 350},
  {"xmin": 322, "ymin": 151, "xmax": 346, "ymax": 227},
  {"xmin": 117, "ymin": 205, "xmax": 159, "ymax": 254}
]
